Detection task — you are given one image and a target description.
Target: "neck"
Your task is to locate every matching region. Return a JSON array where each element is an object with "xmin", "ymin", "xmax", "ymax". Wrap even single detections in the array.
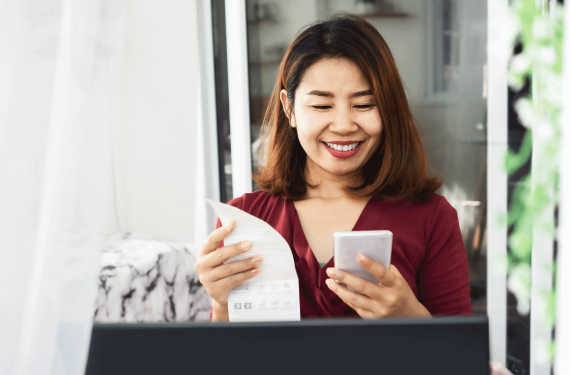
[{"xmin": 303, "ymin": 163, "xmax": 363, "ymax": 201}]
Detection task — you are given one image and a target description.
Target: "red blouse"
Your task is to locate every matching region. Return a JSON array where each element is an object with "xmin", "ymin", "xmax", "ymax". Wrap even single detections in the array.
[{"xmin": 217, "ymin": 190, "xmax": 472, "ymax": 318}]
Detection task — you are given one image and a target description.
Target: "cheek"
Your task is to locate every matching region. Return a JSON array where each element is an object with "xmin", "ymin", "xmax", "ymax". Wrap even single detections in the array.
[
  {"xmin": 296, "ymin": 109, "xmax": 326, "ymax": 127},
  {"xmin": 294, "ymin": 111, "xmax": 326, "ymax": 141},
  {"xmin": 295, "ymin": 128, "xmax": 318, "ymax": 153},
  {"xmin": 361, "ymin": 112, "xmax": 383, "ymax": 139}
]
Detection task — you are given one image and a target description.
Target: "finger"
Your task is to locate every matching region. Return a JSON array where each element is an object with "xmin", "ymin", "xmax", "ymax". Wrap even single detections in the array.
[
  {"xmin": 390, "ymin": 264, "xmax": 403, "ymax": 277},
  {"xmin": 325, "ymin": 278, "xmax": 385, "ymax": 319},
  {"xmin": 357, "ymin": 254, "xmax": 396, "ymax": 287},
  {"xmin": 209, "ymin": 255, "xmax": 263, "ymax": 282},
  {"xmin": 326, "ymin": 267, "xmax": 381, "ymax": 299},
  {"xmin": 222, "ymin": 267, "xmax": 260, "ymax": 290},
  {"xmin": 203, "ymin": 240, "xmax": 252, "ymax": 268},
  {"xmin": 339, "ymin": 298, "xmax": 369, "ymax": 317},
  {"xmin": 325, "ymin": 278, "xmax": 374, "ymax": 311},
  {"xmin": 200, "ymin": 221, "xmax": 235, "ymax": 256},
  {"xmin": 354, "ymin": 306, "xmax": 376, "ymax": 320}
]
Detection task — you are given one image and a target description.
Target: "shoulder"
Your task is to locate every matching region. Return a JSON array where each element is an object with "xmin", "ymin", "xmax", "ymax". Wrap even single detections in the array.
[
  {"xmin": 226, "ymin": 190, "xmax": 288, "ymax": 220},
  {"xmin": 411, "ymin": 193, "xmax": 454, "ymax": 213},
  {"xmin": 226, "ymin": 190, "xmax": 284, "ymax": 209},
  {"xmin": 416, "ymin": 194, "xmax": 457, "ymax": 222},
  {"xmin": 364, "ymin": 194, "xmax": 458, "ymax": 241},
  {"xmin": 409, "ymin": 194, "xmax": 459, "ymax": 232},
  {"xmin": 369, "ymin": 193, "xmax": 455, "ymax": 218},
  {"xmin": 424, "ymin": 194, "xmax": 458, "ymax": 228}
]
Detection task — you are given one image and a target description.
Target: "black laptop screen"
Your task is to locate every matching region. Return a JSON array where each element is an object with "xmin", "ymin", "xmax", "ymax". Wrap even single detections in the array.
[{"xmin": 85, "ymin": 316, "xmax": 489, "ymax": 375}]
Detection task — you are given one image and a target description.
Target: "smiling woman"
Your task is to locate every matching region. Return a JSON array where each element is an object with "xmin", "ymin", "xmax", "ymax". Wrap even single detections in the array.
[
  {"xmin": 194, "ymin": 13, "xmax": 472, "ymax": 321},
  {"xmin": 255, "ymin": 13, "xmax": 441, "ymax": 202}
]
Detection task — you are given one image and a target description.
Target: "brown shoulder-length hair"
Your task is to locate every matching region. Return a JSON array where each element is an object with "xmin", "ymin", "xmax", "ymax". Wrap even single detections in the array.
[{"xmin": 253, "ymin": 13, "xmax": 441, "ymax": 203}]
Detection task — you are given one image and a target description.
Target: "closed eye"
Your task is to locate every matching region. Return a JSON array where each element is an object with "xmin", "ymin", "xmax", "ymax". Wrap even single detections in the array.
[
  {"xmin": 312, "ymin": 105, "xmax": 332, "ymax": 110},
  {"xmin": 354, "ymin": 104, "xmax": 375, "ymax": 109}
]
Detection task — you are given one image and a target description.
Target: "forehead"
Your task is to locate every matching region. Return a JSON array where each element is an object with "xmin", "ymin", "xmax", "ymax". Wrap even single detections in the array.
[{"xmin": 298, "ymin": 57, "xmax": 370, "ymax": 94}]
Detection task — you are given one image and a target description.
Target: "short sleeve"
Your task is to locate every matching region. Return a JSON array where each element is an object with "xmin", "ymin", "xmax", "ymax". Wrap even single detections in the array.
[{"xmin": 418, "ymin": 197, "xmax": 473, "ymax": 315}]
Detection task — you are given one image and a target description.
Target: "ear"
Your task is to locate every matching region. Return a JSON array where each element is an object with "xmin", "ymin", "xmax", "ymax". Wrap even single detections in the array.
[{"xmin": 280, "ymin": 89, "xmax": 296, "ymax": 128}]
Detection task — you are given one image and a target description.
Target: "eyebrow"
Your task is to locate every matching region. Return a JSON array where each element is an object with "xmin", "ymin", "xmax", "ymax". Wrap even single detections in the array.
[{"xmin": 305, "ymin": 89, "xmax": 373, "ymax": 98}]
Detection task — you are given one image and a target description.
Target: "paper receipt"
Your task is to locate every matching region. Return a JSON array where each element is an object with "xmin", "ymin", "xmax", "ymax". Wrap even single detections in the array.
[{"xmin": 206, "ymin": 198, "xmax": 301, "ymax": 322}]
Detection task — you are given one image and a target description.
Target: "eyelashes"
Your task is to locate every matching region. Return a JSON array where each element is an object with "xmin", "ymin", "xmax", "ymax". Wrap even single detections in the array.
[{"xmin": 310, "ymin": 104, "xmax": 376, "ymax": 110}]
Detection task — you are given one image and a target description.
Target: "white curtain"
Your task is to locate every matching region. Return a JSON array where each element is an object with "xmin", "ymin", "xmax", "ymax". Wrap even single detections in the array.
[{"xmin": 0, "ymin": 0, "xmax": 126, "ymax": 373}]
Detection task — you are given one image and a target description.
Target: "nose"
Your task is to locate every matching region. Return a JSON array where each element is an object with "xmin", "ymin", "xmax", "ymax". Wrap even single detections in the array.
[{"xmin": 329, "ymin": 106, "xmax": 359, "ymax": 135}]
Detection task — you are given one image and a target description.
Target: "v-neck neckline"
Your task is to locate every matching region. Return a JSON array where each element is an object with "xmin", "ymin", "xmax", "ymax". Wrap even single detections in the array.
[{"xmin": 288, "ymin": 197, "xmax": 373, "ymax": 273}]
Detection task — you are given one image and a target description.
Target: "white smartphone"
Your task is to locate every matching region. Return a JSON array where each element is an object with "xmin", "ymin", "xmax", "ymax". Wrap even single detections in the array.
[{"xmin": 333, "ymin": 230, "xmax": 393, "ymax": 286}]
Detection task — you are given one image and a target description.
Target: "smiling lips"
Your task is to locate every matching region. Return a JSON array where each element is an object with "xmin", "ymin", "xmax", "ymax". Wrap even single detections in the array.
[{"xmin": 323, "ymin": 141, "xmax": 363, "ymax": 159}]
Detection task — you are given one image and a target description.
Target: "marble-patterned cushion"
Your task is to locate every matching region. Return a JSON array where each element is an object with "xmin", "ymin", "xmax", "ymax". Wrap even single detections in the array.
[{"xmin": 93, "ymin": 234, "xmax": 211, "ymax": 323}]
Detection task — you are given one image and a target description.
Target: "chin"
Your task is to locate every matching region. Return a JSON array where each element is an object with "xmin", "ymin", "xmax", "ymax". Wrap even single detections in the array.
[{"xmin": 326, "ymin": 165, "xmax": 362, "ymax": 177}]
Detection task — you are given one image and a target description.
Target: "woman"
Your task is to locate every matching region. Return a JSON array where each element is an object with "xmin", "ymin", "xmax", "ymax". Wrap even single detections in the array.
[{"xmin": 195, "ymin": 13, "xmax": 472, "ymax": 321}]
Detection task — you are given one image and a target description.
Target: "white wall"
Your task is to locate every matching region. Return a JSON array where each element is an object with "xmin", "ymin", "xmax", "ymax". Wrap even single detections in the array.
[{"xmin": 107, "ymin": 0, "xmax": 200, "ymax": 242}]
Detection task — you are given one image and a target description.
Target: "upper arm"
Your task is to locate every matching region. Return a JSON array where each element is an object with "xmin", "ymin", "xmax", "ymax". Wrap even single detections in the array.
[{"xmin": 418, "ymin": 197, "xmax": 472, "ymax": 315}]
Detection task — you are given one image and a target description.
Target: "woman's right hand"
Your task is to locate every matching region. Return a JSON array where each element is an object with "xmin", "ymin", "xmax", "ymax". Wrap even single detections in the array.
[{"xmin": 194, "ymin": 221, "xmax": 263, "ymax": 320}]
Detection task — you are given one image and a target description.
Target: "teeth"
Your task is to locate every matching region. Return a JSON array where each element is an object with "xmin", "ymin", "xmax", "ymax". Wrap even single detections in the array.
[{"xmin": 325, "ymin": 142, "xmax": 360, "ymax": 152}]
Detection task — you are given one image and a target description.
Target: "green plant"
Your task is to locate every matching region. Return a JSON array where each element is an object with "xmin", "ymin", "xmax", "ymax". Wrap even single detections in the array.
[{"xmin": 506, "ymin": 0, "xmax": 564, "ymax": 365}]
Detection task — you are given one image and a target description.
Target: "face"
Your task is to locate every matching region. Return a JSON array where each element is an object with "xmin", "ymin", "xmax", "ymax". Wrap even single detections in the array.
[{"xmin": 280, "ymin": 57, "xmax": 383, "ymax": 182}]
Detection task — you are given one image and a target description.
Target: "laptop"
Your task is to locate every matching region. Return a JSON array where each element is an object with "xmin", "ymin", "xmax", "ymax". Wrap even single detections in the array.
[{"xmin": 85, "ymin": 315, "xmax": 489, "ymax": 375}]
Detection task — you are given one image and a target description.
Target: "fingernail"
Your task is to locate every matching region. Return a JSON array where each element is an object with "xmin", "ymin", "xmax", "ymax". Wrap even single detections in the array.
[
  {"xmin": 252, "ymin": 255, "xmax": 263, "ymax": 265},
  {"xmin": 325, "ymin": 279, "xmax": 334, "ymax": 288},
  {"xmin": 358, "ymin": 254, "xmax": 368, "ymax": 263},
  {"xmin": 326, "ymin": 268, "xmax": 337, "ymax": 278},
  {"xmin": 241, "ymin": 241, "xmax": 251, "ymax": 250},
  {"xmin": 225, "ymin": 221, "xmax": 234, "ymax": 230},
  {"xmin": 251, "ymin": 268, "xmax": 260, "ymax": 276}
]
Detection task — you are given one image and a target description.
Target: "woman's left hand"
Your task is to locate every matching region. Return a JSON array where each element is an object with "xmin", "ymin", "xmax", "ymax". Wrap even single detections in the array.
[{"xmin": 325, "ymin": 254, "xmax": 431, "ymax": 319}]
